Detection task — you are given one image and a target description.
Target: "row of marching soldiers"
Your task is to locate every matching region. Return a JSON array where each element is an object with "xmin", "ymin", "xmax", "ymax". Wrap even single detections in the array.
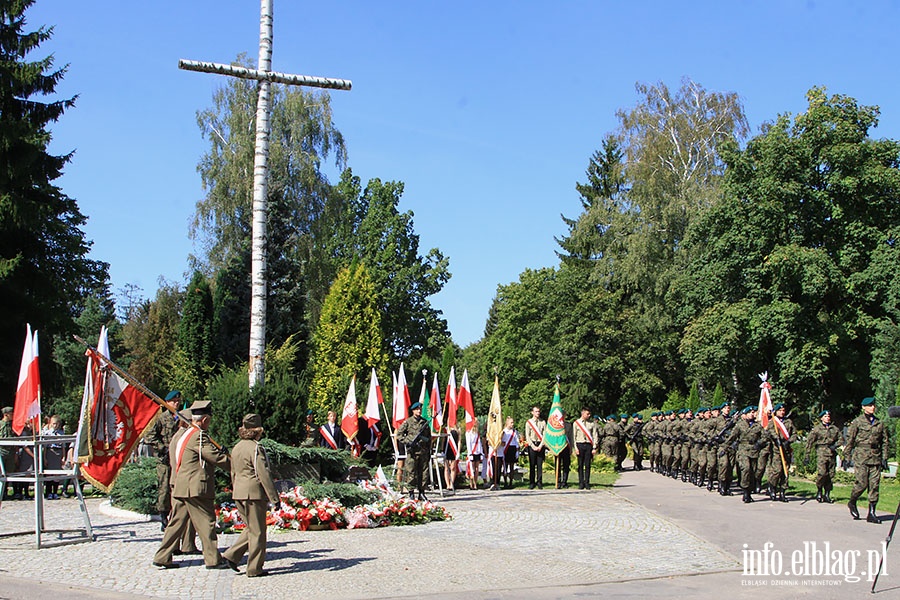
[{"xmin": 640, "ymin": 396, "xmax": 891, "ymax": 524}]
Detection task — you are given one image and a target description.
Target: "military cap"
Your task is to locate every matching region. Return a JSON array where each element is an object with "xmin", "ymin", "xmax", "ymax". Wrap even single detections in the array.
[
  {"xmin": 409, "ymin": 401, "xmax": 422, "ymax": 410},
  {"xmin": 697, "ymin": 407, "xmax": 706, "ymax": 413},
  {"xmin": 620, "ymin": 413, "xmax": 628, "ymax": 419},
  {"xmin": 740, "ymin": 406, "xmax": 752, "ymax": 415},
  {"xmin": 164, "ymin": 390, "xmax": 181, "ymax": 401},
  {"xmin": 632, "ymin": 413, "xmax": 642, "ymax": 419},
  {"xmin": 861, "ymin": 396, "xmax": 876, "ymax": 406},
  {"xmin": 1, "ymin": 406, "xmax": 12, "ymax": 414},
  {"xmin": 773, "ymin": 403, "xmax": 784, "ymax": 411},
  {"xmin": 242, "ymin": 413, "xmax": 262, "ymax": 428},
  {"xmin": 189, "ymin": 400, "xmax": 212, "ymax": 415},
  {"xmin": 819, "ymin": 409, "xmax": 831, "ymax": 418},
  {"xmin": 177, "ymin": 408, "xmax": 192, "ymax": 421}
]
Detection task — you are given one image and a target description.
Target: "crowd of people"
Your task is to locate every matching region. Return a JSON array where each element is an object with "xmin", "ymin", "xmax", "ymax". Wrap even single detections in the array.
[{"xmin": 0, "ymin": 407, "xmax": 76, "ymax": 501}]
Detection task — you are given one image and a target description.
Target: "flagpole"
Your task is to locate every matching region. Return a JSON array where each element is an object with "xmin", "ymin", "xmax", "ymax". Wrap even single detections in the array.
[{"xmin": 72, "ymin": 335, "xmax": 224, "ymax": 451}]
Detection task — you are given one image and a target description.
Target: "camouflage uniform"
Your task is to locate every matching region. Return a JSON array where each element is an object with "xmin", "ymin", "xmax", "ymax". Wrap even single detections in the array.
[
  {"xmin": 764, "ymin": 412, "xmax": 796, "ymax": 502},
  {"xmin": 805, "ymin": 413, "xmax": 841, "ymax": 503},
  {"xmin": 148, "ymin": 408, "xmax": 180, "ymax": 519},
  {"xmin": 844, "ymin": 399, "xmax": 890, "ymax": 523},
  {"xmin": 725, "ymin": 409, "xmax": 763, "ymax": 503},
  {"xmin": 625, "ymin": 415, "xmax": 644, "ymax": 471},
  {"xmin": 600, "ymin": 418, "xmax": 619, "ymax": 463}
]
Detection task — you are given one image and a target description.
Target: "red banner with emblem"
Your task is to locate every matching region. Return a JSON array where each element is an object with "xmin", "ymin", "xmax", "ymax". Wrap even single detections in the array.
[{"xmin": 79, "ymin": 348, "xmax": 161, "ymax": 492}]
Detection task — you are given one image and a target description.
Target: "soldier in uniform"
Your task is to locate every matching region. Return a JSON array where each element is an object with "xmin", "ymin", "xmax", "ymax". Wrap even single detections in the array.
[
  {"xmin": 716, "ymin": 403, "xmax": 737, "ymax": 496},
  {"xmin": 704, "ymin": 405, "xmax": 721, "ymax": 492},
  {"xmin": 626, "ymin": 413, "xmax": 644, "ymax": 471},
  {"xmin": 524, "ymin": 405, "xmax": 546, "ymax": 489},
  {"xmin": 845, "ymin": 396, "xmax": 890, "ymax": 523},
  {"xmin": 764, "ymin": 403, "xmax": 796, "ymax": 502},
  {"xmin": 600, "ymin": 415, "xmax": 618, "ymax": 466},
  {"xmin": 805, "ymin": 409, "xmax": 841, "ymax": 503},
  {"xmin": 755, "ymin": 406, "xmax": 772, "ymax": 493},
  {"xmin": 153, "ymin": 400, "xmax": 231, "ymax": 569},
  {"xmin": 147, "ymin": 391, "xmax": 181, "ymax": 530},
  {"xmin": 672, "ymin": 409, "xmax": 688, "ymax": 480},
  {"xmin": 396, "ymin": 402, "xmax": 431, "ymax": 500},
  {"xmin": 691, "ymin": 408, "xmax": 708, "ymax": 487},
  {"xmin": 645, "ymin": 412, "xmax": 658, "ymax": 472},
  {"xmin": 222, "ymin": 413, "xmax": 280, "ymax": 577},
  {"xmin": 616, "ymin": 414, "xmax": 629, "ymax": 471},
  {"xmin": 573, "ymin": 407, "xmax": 599, "ymax": 489},
  {"xmin": 660, "ymin": 411, "xmax": 675, "ymax": 477},
  {"xmin": 725, "ymin": 406, "xmax": 764, "ymax": 503},
  {"xmin": 169, "ymin": 410, "xmax": 199, "ymax": 555}
]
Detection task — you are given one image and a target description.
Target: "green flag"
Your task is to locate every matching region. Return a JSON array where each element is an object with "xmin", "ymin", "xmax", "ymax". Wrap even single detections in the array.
[{"xmin": 544, "ymin": 383, "xmax": 568, "ymax": 456}]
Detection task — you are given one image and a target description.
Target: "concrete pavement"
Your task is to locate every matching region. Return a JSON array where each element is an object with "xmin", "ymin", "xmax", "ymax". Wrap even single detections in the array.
[{"xmin": 0, "ymin": 463, "xmax": 896, "ymax": 599}]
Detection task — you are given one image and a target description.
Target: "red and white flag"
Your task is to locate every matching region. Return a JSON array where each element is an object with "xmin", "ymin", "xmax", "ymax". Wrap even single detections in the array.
[
  {"xmin": 364, "ymin": 368, "xmax": 383, "ymax": 428},
  {"xmin": 13, "ymin": 324, "xmax": 41, "ymax": 435},
  {"xmin": 459, "ymin": 369, "xmax": 476, "ymax": 431},
  {"xmin": 758, "ymin": 372, "xmax": 773, "ymax": 429},
  {"xmin": 80, "ymin": 348, "xmax": 160, "ymax": 492},
  {"xmin": 772, "ymin": 415, "xmax": 790, "ymax": 440},
  {"xmin": 446, "ymin": 366, "xmax": 458, "ymax": 429},
  {"xmin": 429, "ymin": 372, "xmax": 442, "ymax": 433},
  {"xmin": 392, "ymin": 363, "xmax": 410, "ymax": 429},
  {"xmin": 341, "ymin": 375, "xmax": 359, "ymax": 445}
]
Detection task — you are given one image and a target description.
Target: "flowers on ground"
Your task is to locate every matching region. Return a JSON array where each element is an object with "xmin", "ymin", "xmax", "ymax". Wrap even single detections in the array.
[{"xmin": 216, "ymin": 482, "xmax": 451, "ymax": 533}]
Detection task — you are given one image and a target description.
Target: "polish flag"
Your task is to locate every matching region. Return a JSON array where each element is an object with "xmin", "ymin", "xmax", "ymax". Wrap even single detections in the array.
[
  {"xmin": 459, "ymin": 369, "xmax": 476, "ymax": 432},
  {"xmin": 364, "ymin": 368, "xmax": 383, "ymax": 428},
  {"xmin": 341, "ymin": 375, "xmax": 359, "ymax": 445},
  {"xmin": 446, "ymin": 366, "xmax": 458, "ymax": 429},
  {"xmin": 758, "ymin": 372, "xmax": 773, "ymax": 429},
  {"xmin": 392, "ymin": 363, "xmax": 410, "ymax": 429},
  {"xmin": 772, "ymin": 415, "xmax": 790, "ymax": 440},
  {"xmin": 429, "ymin": 372, "xmax": 442, "ymax": 433},
  {"xmin": 13, "ymin": 324, "xmax": 41, "ymax": 435}
]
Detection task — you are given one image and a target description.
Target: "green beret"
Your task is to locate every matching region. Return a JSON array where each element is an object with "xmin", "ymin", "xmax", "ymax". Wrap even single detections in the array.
[
  {"xmin": 773, "ymin": 403, "xmax": 784, "ymax": 411},
  {"xmin": 819, "ymin": 409, "xmax": 831, "ymax": 417},
  {"xmin": 862, "ymin": 397, "xmax": 876, "ymax": 406},
  {"xmin": 409, "ymin": 401, "xmax": 422, "ymax": 410},
  {"xmin": 697, "ymin": 407, "xmax": 706, "ymax": 413},
  {"xmin": 632, "ymin": 413, "xmax": 642, "ymax": 419},
  {"xmin": 164, "ymin": 390, "xmax": 181, "ymax": 401},
  {"xmin": 620, "ymin": 413, "xmax": 628, "ymax": 419}
]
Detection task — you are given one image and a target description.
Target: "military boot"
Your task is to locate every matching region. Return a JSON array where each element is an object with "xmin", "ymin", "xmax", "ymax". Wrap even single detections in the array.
[
  {"xmin": 867, "ymin": 503, "xmax": 880, "ymax": 524},
  {"xmin": 815, "ymin": 487, "xmax": 823, "ymax": 503},
  {"xmin": 823, "ymin": 489, "xmax": 834, "ymax": 504},
  {"xmin": 779, "ymin": 489, "xmax": 788, "ymax": 503},
  {"xmin": 767, "ymin": 485, "xmax": 775, "ymax": 501},
  {"xmin": 707, "ymin": 479, "xmax": 714, "ymax": 492},
  {"xmin": 848, "ymin": 498, "xmax": 860, "ymax": 519},
  {"xmin": 742, "ymin": 489, "xmax": 754, "ymax": 503}
]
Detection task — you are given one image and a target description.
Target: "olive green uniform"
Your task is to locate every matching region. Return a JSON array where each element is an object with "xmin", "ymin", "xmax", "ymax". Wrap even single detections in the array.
[
  {"xmin": 148, "ymin": 411, "xmax": 180, "ymax": 515},
  {"xmin": 845, "ymin": 413, "xmax": 889, "ymax": 505},
  {"xmin": 805, "ymin": 422, "xmax": 841, "ymax": 500}
]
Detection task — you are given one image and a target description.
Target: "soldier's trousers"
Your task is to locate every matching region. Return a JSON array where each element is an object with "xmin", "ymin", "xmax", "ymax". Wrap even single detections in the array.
[
  {"xmin": 718, "ymin": 451, "xmax": 733, "ymax": 486},
  {"xmin": 738, "ymin": 454, "xmax": 758, "ymax": 491},
  {"xmin": 850, "ymin": 462, "xmax": 883, "ymax": 504},
  {"xmin": 695, "ymin": 447, "xmax": 706, "ymax": 476},
  {"xmin": 223, "ymin": 499, "xmax": 269, "ymax": 577},
  {"xmin": 706, "ymin": 448, "xmax": 718, "ymax": 481},
  {"xmin": 814, "ymin": 451, "xmax": 837, "ymax": 491},
  {"xmin": 601, "ymin": 440, "xmax": 617, "ymax": 461},
  {"xmin": 755, "ymin": 447, "xmax": 770, "ymax": 485},
  {"xmin": 527, "ymin": 447, "xmax": 544, "ymax": 486},
  {"xmin": 631, "ymin": 441, "xmax": 643, "ymax": 469},
  {"xmin": 156, "ymin": 462, "xmax": 172, "ymax": 514},
  {"xmin": 766, "ymin": 449, "xmax": 788, "ymax": 489},
  {"xmin": 576, "ymin": 443, "xmax": 593, "ymax": 488},
  {"xmin": 558, "ymin": 448, "xmax": 571, "ymax": 486},
  {"xmin": 155, "ymin": 496, "xmax": 220, "ymax": 567}
]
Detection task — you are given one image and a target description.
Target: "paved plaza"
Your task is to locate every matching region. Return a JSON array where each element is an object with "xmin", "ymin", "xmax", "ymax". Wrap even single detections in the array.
[{"xmin": 0, "ymin": 466, "xmax": 897, "ymax": 599}]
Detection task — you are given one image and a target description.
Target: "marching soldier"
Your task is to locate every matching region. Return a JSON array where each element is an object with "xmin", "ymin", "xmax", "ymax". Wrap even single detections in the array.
[
  {"xmin": 845, "ymin": 396, "xmax": 890, "ymax": 523},
  {"xmin": 600, "ymin": 415, "xmax": 618, "ymax": 467},
  {"xmin": 704, "ymin": 405, "xmax": 721, "ymax": 492},
  {"xmin": 660, "ymin": 411, "xmax": 675, "ymax": 477},
  {"xmin": 764, "ymin": 403, "xmax": 796, "ymax": 502},
  {"xmin": 524, "ymin": 405, "xmax": 547, "ymax": 489},
  {"xmin": 690, "ymin": 408, "xmax": 708, "ymax": 486},
  {"xmin": 153, "ymin": 400, "xmax": 231, "ymax": 569},
  {"xmin": 626, "ymin": 413, "xmax": 644, "ymax": 471},
  {"xmin": 222, "ymin": 414, "xmax": 280, "ymax": 577},
  {"xmin": 725, "ymin": 406, "xmax": 764, "ymax": 503},
  {"xmin": 645, "ymin": 412, "xmax": 659, "ymax": 472},
  {"xmin": 148, "ymin": 391, "xmax": 181, "ymax": 530},
  {"xmin": 616, "ymin": 414, "xmax": 629, "ymax": 471},
  {"xmin": 716, "ymin": 403, "xmax": 737, "ymax": 496},
  {"xmin": 805, "ymin": 409, "xmax": 841, "ymax": 503}
]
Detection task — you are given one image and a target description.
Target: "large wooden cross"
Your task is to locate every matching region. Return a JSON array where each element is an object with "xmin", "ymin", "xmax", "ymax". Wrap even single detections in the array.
[{"xmin": 179, "ymin": 0, "xmax": 351, "ymax": 388}]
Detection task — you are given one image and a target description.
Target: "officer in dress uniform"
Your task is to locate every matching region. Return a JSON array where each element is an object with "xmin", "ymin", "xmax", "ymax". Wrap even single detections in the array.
[
  {"xmin": 153, "ymin": 400, "xmax": 231, "ymax": 569},
  {"xmin": 222, "ymin": 414, "xmax": 280, "ymax": 577},
  {"xmin": 524, "ymin": 405, "xmax": 546, "ymax": 489},
  {"xmin": 805, "ymin": 409, "xmax": 841, "ymax": 503},
  {"xmin": 845, "ymin": 396, "xmax": 889, "ymax": 523}
]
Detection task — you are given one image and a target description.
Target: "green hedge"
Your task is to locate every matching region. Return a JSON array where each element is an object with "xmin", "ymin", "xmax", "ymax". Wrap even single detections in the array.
[{"xmin": 109, "ymin": 457, "xmax": 159, "ymax": 514}]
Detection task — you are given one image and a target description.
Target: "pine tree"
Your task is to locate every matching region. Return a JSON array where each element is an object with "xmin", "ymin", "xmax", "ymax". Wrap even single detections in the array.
[{"xmin": 0, "ymin": 0, "xmax": 108, "ymax": 393}]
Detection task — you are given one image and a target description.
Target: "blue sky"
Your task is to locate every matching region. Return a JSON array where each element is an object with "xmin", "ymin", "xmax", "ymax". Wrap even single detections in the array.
[{"xmin": 28, "ymin": 1, "xmax": 900, "ymax": 348}]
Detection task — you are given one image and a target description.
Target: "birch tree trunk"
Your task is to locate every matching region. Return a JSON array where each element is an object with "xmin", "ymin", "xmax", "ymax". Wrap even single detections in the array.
[{"xmin": 248, "ymin": 0, "xmax": 273, "ymax": 388}]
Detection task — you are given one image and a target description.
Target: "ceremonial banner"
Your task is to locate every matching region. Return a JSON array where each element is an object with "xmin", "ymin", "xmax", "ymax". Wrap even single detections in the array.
[
  {"xmin": 13, "ymin": 324, "xmax": 40, "ymax": 435},
  {"xmin": 80, "ymin": 348, "xmax": 160, "ymax": 492},
  {"xmin": 544, "ymin": 382, "xmax": 569, "ymax": 456},
  {"xmin": 758, "ymin": 372, "xmax": 773, "ymax": 429},
  {"xmin": 341, "ymin": 375, "xmax": 359, "ymax": 443},
  {"xmin": 392, "ymin": 363, "xmax": 410, "ymax": 429},
  {"xmin": 459, "ymin": 369, "xmax": 476, "ymax": 431},
  {"xmin": 364, "ymin": 368, "xmax": 382, "ymax": 428},
  {"xmin": 445, "ymin": 366, "xmax": 458, "ymax": 428},
  {"xmin": 485, "ymin": 376, "xmax": 503, "ymax": 450},
  {"xmin": 429, "ymin": 373, "xmax": 442, "ymax": 433}
]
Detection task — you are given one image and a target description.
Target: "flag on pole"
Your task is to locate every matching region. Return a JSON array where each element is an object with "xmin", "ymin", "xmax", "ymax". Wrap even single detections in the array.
[
  {"xmin": 393, "ymin": 363, "xmax": 410, "ymax": 429},
  {"xmin": 13, "ymin": 324, "xmax": 40, "ymax": 435},
  {"xmin": 758, "ymin": 372, "xmax": 773, "ymax": 429},
  {"xmin": 79, "ymin": 348, "xmax": 160, "ymax": 492},
  {"xmin": 485, "ymin": 375, "xmax": 503, "ymax": 450},
  {"xmin": 544, "ymin": 382, "xmax": 569, "ymax": 456},
  {"xmin": 459, "ymin": 369, "xmax": 476, "ymax": 431},
  {"xmin": 429, "ymin": 372, "xmax": 442, "ymax": 433},
  {"xmin": 417, "ymin": 371, "xmax": 429, "ymax": 423},
  {"xmin": 446, "ymin": 366, "xmax": 458, "ymax": 428},
  {"xmin": 341, "ymin": 375, "xmax": 360, "ymax": 446},
  {"xmin": 364, "ymin": 368, "xmax": 382, "ymax": 428},
  {"xmin": 772, "ymin": 414, "xmax": 790, "ymax": 440}
]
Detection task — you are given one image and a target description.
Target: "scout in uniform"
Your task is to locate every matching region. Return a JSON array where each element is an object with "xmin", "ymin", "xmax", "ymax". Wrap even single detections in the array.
[
  {"xmin": 524, "ymin": 405, "xmax": 546, "ymax": 489},
  {"xmin": 573, "ymin": 408, "xmax": 598, "ymax": 489}
]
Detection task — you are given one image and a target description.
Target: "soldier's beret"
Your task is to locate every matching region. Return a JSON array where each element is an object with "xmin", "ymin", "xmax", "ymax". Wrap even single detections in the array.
[
  {"xmin": 861, "ymin": 397, "xmax": 876, "ymax": 406},
  {"xmin": 697, "ymin": 407, "xmax": 706, "ymax": 413},
  {"xmin": 632, "ymin": 413, "xmax": 642, "ymax": 419},
  {"xmin": 409, "ymin": 401, "xmax": 422, "ymax": 410},
  {"xmin": 1, "ymin": 406, "xmax": 12, "ymax": 414},
  {"xmin": 773, "ymin": 403, "xmax": 784, "ymax": 411},
  {"xmin": 164, "ymin": 390, "xmax": 181, "ymax": 401},
  {"xmin": 819, "ymin": 410, "xmax": 831, "ymax": 417},
  {"xmin": 620, "ymin": 413, "xmax": 628, "ymax": 419}
]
